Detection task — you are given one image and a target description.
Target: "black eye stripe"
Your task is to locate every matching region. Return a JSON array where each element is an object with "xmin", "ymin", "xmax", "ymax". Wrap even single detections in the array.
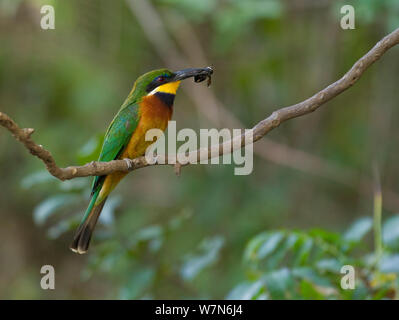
[
  {"xmin": 156, "ymin": 74, "xmax": 169, "ymax": 81},
  {"xmin": 146, "ymin": 74, "xmax": 172, "ymax": 92}
]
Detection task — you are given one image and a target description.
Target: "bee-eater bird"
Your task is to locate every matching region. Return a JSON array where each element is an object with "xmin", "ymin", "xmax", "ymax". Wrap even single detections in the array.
[{"xmin": 70, "ymin": 67, "xmax": 213, "ymax": 254}]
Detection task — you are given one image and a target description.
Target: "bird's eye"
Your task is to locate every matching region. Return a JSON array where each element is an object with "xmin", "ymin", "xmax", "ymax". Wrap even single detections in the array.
[{"xmin": 157, "ymin": 76, "xmax": 165, "ymax": 82}]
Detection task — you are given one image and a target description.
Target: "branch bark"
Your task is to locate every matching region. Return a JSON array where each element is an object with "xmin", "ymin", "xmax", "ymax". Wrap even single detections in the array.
[
  {"xmin": 126, "ymin": 0, "xmax": 399, "ymax": 212},
  {"xmin": 1, "ymin": 27, "xmax": 399, "ymax": 181}
]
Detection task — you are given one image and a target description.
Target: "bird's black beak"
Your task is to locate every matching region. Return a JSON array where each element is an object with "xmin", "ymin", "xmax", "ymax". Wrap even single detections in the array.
[{"xmin": 172, "ymin": 67, "xmax": 213, "ymax": 83}]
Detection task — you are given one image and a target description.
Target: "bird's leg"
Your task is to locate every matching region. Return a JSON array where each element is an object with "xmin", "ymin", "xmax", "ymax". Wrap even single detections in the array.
[{"xmin": 174, "ymin": 161, "xmax": 182, "ymax": 177}]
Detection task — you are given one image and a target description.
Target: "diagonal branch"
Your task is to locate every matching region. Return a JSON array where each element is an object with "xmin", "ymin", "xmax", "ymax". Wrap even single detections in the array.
[
  {"xmin": 126, "ymin": 0, "xmax": 399, "ymax": 210},
  {"xmin": 1, "ymin": 28, "xmax": 399, "ymax": 183}
]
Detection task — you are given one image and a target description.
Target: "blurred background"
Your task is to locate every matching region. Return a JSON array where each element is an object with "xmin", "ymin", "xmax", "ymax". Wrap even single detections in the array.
[{"xmin": 1, "ymin": 0, "xmax": 399, "ymax": 299}]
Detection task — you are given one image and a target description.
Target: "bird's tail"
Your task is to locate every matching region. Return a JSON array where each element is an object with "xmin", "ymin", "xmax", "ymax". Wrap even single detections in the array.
[{"xmin": 70, "ymin": 189, "xmax": 107, "ymax": 254}]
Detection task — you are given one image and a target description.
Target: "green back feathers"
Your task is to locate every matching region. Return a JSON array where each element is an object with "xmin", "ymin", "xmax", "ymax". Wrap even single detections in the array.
[
  {"xmin": 91, "ymin": 104, "xmax": 139, "ymax": 194},
  {"xmin": 90, "ymin": 69, "xmax": 173, "ymax": 195}
]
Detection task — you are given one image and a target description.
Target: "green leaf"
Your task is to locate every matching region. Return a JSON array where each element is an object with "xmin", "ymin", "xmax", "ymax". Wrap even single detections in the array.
[
  {"xmin": 77, "ymin": 134, "xmax": 104, "ymax": 164},
  {"xmin": 299, "ymin": 280, "xmax": 324, "ymax": 300},
  {"xmin": 47, "ymin": 219, "xmax": 74, "ymax": 239},
  {"xmin": 135, "ymin": 225, "xmax": 163, "ymax": 241},
  {"xmin": 382, "ymin": 215, "xmax": 399, "ymax": 250},
  {"xmin": 244, "ymin": 231, "xmax": 285, "ymax": 262},
  {"xmin": 292, "ymin": 267, "xmax": 332, "ymax": 287},
  {"xmin": 293, "ymin": 236, "xmax": 313, "ymax": 266},
  {"xmin": 263, "ymin": 268, "xmax": 294, "ymax": 300},
  {"xmin": 309, "ymin": 228, "xmax": 342, "ymax": 244},
  {"xmin": 257, "ymin": 232, "xmax": 284, "ymax": 260},
  {"xmin": 344, "ymin": 217, "xmax": 373, "ymax": 242},
  {"xmin": 158, "ymin": 0, "xmax": 217, "ymax": 21},
  {"xmin": 226, "ymin": 280, "xmax": 266, "ymax": 300},
  {"xmin": 58, "ymin": 178, "xmax": 88, "ymax": 191},
  {"xmin": 266, "ymin": 233, "xmax": 298, "ymax": 269},
  {"xmin": 99, "ymin": 196, "xmax": 121, "ymax": 226},
  {"xmin": 244, "ymin": 232, "xmax": 270, "ymax": 262},
  {"xmin": 119, "ymin": 267, "xmax": 155, "ymax": 299},
  {"xmin": 33, "ymin": 194, "xmax": 79, "ymax": 225},
  {"xmin": 181, "ymin": 236, "xmax": 224, "ymax": 280},
  {"xmin": 316, "ymin": 258, "xmax": 342, "ymax": 273},
  {"xmin": 380, "ymin": 254, "xmax": 399, "ymax": 273},
  {"xmin": 21, "ymin": 170, "xmax": 55, "ymax": 189}
]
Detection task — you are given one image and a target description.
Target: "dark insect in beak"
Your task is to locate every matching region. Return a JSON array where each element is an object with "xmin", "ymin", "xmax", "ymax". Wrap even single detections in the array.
[
  {"xmin": 194, "ymin": 66, "xmax": 213, "ymax": 87},
  {"xmin": 173, "ymin": 66, "xmax": 213, "ymax": 87}
]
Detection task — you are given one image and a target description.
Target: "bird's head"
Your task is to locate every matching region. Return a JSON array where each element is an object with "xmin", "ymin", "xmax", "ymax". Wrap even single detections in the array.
[{"xmin": 125, "ymin": 67, "xmax": 213, "ymax": 105}]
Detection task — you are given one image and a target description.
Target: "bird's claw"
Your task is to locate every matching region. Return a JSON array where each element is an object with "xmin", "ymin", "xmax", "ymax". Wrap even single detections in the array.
[{"xmin": 124, "ymin": 158, "xmax": 132, "ymax": 170}]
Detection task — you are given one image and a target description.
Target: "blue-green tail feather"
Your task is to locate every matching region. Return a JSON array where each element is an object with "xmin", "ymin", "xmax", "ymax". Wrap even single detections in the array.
[
  {"xmin": 70, "ymin": 188, "xmax": 107, "ymax": 254},
  {"xmin": 82, "ymin": 188, "xmax": 100, "ymax": 224}
]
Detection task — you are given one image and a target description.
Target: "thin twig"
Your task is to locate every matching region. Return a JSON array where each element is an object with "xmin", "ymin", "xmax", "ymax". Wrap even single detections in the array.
[
  {"xmin": 127, "ymin": 0, "xmax": 399, "ymax": 210},
  {"xmin": 1, "ymin": 28, "xmax": 399, "ymax": 182}
]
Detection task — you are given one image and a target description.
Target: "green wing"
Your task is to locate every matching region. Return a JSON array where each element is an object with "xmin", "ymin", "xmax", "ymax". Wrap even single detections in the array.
[{"xmin": 91, "ymin": 103, "xmax": 140, "ymax": 194}]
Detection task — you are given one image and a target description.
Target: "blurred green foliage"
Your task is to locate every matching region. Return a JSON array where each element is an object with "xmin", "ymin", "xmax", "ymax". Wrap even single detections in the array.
[
  {"xmin": 24, "ymin": 165, "xmax": 399, "ymax": 299},
  {"xmin": 1, "ymin": 0, "xmax": 399, "ymax": 299},
  {"xmin": 231, "ymin": 215, "xmax": 399, "ymax": 299}
]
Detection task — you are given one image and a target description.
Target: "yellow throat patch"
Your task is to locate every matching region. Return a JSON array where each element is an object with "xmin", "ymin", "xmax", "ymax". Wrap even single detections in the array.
[{"xmin": 149, "ymin": 81, "xmax": 181, "ymax": 95}]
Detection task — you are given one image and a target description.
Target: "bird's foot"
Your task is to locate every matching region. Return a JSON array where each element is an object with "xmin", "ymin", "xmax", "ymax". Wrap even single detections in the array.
[
  {"xmin": 174, "ymin": 161, "xmax": 182, "ymax": 177},
  {"xmin": 123, "ymin": 158, "xmax": 133, "ymax": 170}
]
